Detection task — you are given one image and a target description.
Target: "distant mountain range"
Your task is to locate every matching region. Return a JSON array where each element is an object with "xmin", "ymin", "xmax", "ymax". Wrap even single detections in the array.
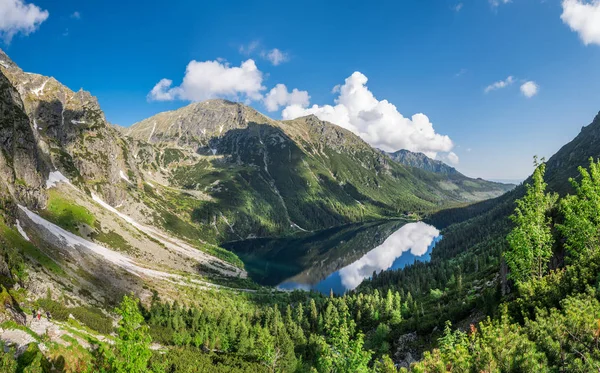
[{"xmin": 385, "ymin": 149, "xmax": 458, "ymax": 175}]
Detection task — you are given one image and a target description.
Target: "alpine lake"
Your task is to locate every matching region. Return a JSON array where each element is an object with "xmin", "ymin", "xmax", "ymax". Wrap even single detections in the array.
[{"xmin": 223, "ymin": 219, "xmax": 442, "ymax": 295}]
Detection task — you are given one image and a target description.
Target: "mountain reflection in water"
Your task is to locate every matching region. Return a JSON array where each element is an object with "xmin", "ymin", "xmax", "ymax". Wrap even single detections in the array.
[
  {"xmin": 224, "ymin": 220, "xmax": 441, "ymax": 295},
  {"xmin": 280, "ymin": 222, "xmax": 440, "ymax": 294}
]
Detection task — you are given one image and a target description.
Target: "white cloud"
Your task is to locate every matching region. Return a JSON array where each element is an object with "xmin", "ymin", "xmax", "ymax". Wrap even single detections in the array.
[
  {"xmin": 264, "ymin": 84, "xmax": 310, "ymax": 112},
  {"xmin": 71, "ymin": 11, "xmax": 81, "ymax": 19},
  {"xmin": 489, "ymin": 0, "xmax": 511, "ymax": 8},
  {"xmin": 282, "ymin": 72, "xmax": 455, "ymax": 158},
  {"xmin": 520, "ymin": 81, "xmax": 539, "ymax": 98},
  {"xmin": 261, "ymin": 48, "xmax": 289, "ymax": 66},
  {"xmin": 454, "ymin": 3, "xmax": 464, "ymax": 11},
  {"xmin": 0, "ymin": 0, "xmax": 48, "ymax": 43},
  {"xmin": 239, "ymin": 40, "xmax": 260, "ymax": 55},
  {"xmin": 561, "ymin": 0, "xmax": 600, "ymax": 46},
  {"xmin": 438, "ymin": 151, "xmax": 460, "ymax": 165},
  {"xmin": 148, "ymin": 59, "xmax": 265, "ymax": 102},
  {"xmin": 484, "ymin": 76, "xmax": 515, "ymax": 93}
]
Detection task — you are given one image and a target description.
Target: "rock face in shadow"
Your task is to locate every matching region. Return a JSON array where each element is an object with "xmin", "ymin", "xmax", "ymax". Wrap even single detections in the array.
[
  {"xmin": 0, "ymin": 69, "xmax": 47, "ymax": 210},
  {"xmin": 0, "ymin": 48, "xmax": 140, "ymax": 206}
]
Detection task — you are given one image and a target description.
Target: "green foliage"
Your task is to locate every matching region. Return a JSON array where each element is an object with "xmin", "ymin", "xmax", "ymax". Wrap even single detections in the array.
[
  {"xmin": 105, "ymin": 295, "xmax": 154, "ymax": 373},
  {"xmin": 17, "ymin": 343, "xmax": 51, "ymax": 373},
  {"xmin": 42, "ymin": 189, "xmax": 96, "ymax": 234},
  {"xmin": 505, "ymin": 157, "xmax": 557, "ymax": 284},
  {"xmin": 526, "ymin": 290, "xmax": 600, "ymax": 372},
  {"xmin": 558, "ymin": 157, "xmax": 600, "ymax": 258},
  {"xmin": 0, "ymin": 342, "xmax": 17, "ymax": 373},
  {"xmin": 36, "ymin": 297, "xmax": 113, "ymax": 334}
]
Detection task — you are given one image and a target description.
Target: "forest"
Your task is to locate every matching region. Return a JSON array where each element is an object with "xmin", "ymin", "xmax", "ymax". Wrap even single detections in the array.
[{"xmin": 2, "ymin": 158, "xmax": 600, "ymax": 372}]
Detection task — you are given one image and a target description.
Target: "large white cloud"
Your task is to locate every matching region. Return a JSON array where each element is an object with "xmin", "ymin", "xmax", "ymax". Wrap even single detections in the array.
[
  {"xmin": 520, "ymin": 81, "xmax": 539, "ymax": 98},
  {"xmin": 338, "ymin": 222, "xmax": 440, "ymax": 290},
  {"xmin": 561, "ymin": 0, "xmax": 600, "ymax": 46},
  {"xmin": 264, "ymin": 84, "xmax": 310, "ymax": 112},
  {"xmin": 281, "ymin": 72, "xmax": 454, "ymax": 158},
  {"xmin": 0, "ymin": 0, "xmax": 48, "ymax": 43},
  {"xmin": 148, "ymin": 59, "xmax": 265, "ymax": 102}
]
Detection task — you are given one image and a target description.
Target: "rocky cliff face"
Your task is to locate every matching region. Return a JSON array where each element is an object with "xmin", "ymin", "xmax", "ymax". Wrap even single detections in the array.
[
  {"xmin": 0, "ymin": 48, "xmax": 139, "ymax": 205},
  {"xmin": 127, "ymin": 99, "xmax": 266, "ymax": 154},
  {"xmin": 0, "ymin": 70, "xmax": 47, "ymax": 210},
  {"xmin": 544, "ymin": 111, "xmax": 600, "ymax": 194}
]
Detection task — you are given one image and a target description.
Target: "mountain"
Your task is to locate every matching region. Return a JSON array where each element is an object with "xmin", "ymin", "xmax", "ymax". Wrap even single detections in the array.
[
  {"xmin": 386, "ymin": 149, "xmax": 458, "ymax": 175},
  {"xmin": 543, "ymin": 111, "xmax": 600, "ymax": 194},
  {"xmin": 126, "ymin": 99, "xmax": 514, "ymax": 241},
  {"xmin": 386, "ymin": 148, "xmax": 514, "ymax": 200},
  {"xmin": 0, "ymin": 49, "xmax": 245, "ymax": 306}
]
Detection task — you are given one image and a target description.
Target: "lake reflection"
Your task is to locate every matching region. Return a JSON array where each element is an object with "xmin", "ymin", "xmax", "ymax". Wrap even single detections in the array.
[
  {"xmin": 279, "ymin": 222, "xmax": 441, "ymax": 294},
  {"xmin": 223, "ymin": 219, "xmax": 441, "ymax": 295}
]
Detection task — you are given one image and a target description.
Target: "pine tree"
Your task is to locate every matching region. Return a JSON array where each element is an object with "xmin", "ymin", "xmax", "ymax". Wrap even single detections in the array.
[
  {"xmin": 558, "ymin": 158, "xmax": 600, "ymax": 258},
  {"xmin": 505, "ymin": 157, "xmax": 557, "ymax": 284}
]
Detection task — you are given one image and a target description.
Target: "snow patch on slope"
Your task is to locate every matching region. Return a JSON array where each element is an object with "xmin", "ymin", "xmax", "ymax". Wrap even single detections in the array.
[
  {"xmin": 46, "ymin": 171, "xmax": 70, "ymax": 189},
  {"xmin": 119, "ymin": 170, "xmax": 131, "ymax": 183},
  {"xmin": 16, "ymin": 220, "xmax": 30, "ymax": 241},
  {"xmin": 18, "ymin": 205, "xmax": 175, "ymax": 279},
  {"xmin": 90, "ymin": 193, "xmax": 244, "ymax": 277},
  {"xmin": 31, "ymin": 79, "xmax": 49, "ymax": 96}
]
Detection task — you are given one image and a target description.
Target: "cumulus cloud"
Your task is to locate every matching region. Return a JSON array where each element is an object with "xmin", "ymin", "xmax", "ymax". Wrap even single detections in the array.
[
  {"xmin": 264, "ymin": 84, "xmax": 310, "ymax": 112},
  {"xmin": 484, "ymin": 76, "xmax": 515, "ymax": 93},
  {"xmin": 520, "ymin": 81, "xmax": 539, "ymax": 98},
  {"xmin": 338, "ymin": 222, "xmax": 439, "ymax": 290},
  {"xmin": 281, "ymin": 72, "xmax": 455, "ymax": 158},
  {"xmin": 561, "ymin": 0, "xmax": 600, "ymax": 46},
  {"xmin": 438, "ymin": 151, "xmax": 460, "ymax": 165},
  {"xmin": 0, "ymin": 0, "xmax": 48, "ymax": 43},
  {"xmin": 262, "ymin": 48, "xmax": 289, "ymax": 66},
  {"xmin": 148, "ymin": 59, "xmax": 265, "ymax": 102},
  {"xmin": 71, "ymin": 11, "xmax": 81, "ymax": 19}
]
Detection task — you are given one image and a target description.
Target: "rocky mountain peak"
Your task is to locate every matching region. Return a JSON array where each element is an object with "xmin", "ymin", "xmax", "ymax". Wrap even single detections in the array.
[
  {"xmin": 0, "ymin": 48, "xmax": 17, "ymax": 70},
  {"xmin": 386, "ymin": 149, "xmax": 459, "ymax": 175}
]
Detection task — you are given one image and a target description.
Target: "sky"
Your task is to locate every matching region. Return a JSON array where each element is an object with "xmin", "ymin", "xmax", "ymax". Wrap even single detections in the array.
[{"xmin": 1, "ymin": 0, "xmax": 599, "ymax": 181}]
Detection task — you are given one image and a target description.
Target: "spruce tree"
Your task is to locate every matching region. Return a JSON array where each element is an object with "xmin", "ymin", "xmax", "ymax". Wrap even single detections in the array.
[{"xmin": 505, "ymin": 157, "xmax": 557, "ymax": 284}]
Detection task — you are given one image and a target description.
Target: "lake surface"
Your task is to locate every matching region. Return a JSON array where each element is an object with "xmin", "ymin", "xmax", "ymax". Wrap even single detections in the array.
[{"xmin": 223, "ymin": 220, "xmax": 441, "ymax": 295}]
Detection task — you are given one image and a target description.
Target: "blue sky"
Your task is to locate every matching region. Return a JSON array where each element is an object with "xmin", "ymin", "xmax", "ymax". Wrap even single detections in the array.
[{"xmin": 1, "ymin": 0, "xmax": 599, "ymax": 180}]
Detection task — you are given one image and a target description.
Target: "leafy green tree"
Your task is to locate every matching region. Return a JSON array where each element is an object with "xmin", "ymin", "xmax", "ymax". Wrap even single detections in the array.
[
  {"xmin": 558, "ymin": 158, "xmax": 600, "ymax": 258},
  {"xmin": 110, "ymin": 295, "xmax": 154, "ymax": 373},
  {"xmin": 505, "ymin": 157, "xmax": 557, "ymax": 284}
]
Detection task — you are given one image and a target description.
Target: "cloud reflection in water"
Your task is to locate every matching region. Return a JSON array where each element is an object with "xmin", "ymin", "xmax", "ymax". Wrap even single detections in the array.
[{"xmin": 337, "ymin": 222, "xmax": 440, "ymax": 290}]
